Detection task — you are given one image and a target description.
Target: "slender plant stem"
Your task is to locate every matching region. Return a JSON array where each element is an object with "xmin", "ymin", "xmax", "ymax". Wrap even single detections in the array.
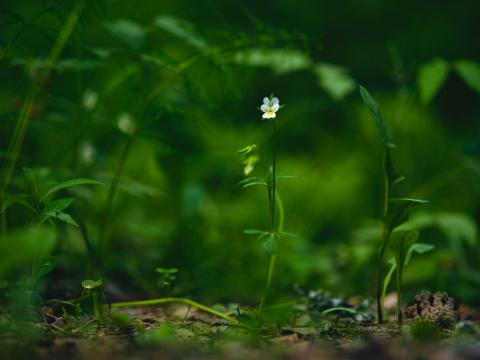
[
  {"xmin": 98, "ymin": 134, "xmax": 134, "ymax": 261},
  {"xmin": 271, "ymin": 119, "xmax": 277, "ymax": 229},
  {"xmin": 396, "ymin": 263, "xmax": 403, "ymax": 330},
  {"xmin": 0, "ymin": 0, "xmax": 85, "ymax": 234},
  {"xmin": 376, "ymin": 162, "xmax": 390, "ymax": 324},
  {"xmin": 258, "ymin": 119, "xmax": 279, "ymax": 313},
  {"xmin": 111, "ymin": 297, "xmax": 238, "ymax": 324},
  {"xmin": 258, "ymin": 254, "xmax": 277, "ymax": 312},
  {"xmin": 276, "ymin": 190, "xmax": 284, "ymax": 232}
]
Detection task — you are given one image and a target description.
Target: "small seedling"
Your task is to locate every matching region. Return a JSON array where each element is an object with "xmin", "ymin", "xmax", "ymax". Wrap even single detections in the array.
[
  {"xmin": 359, "ymin": 85, "xmax": 429, "ymax": 325},
  {"xmin": 81, "ymin": 279, "xmax": 104, "ymax": 321},
  {"xmin": 156, "ymin": 267, "xmax": 178, "ymax": 287},
  {"xmin": 382, "ymin": 242, "xmax": 435, "ymax": 325}
]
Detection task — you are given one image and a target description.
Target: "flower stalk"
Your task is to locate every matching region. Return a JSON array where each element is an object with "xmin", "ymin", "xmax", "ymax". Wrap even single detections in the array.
[{"xmin": 258, "ymin": 96, "xmax": 281, "ymax": 312}]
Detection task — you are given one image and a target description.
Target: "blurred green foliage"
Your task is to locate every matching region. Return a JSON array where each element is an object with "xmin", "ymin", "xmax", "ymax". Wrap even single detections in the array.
[{"xmin": 1, "ymin": 0, "xmax": 480, "ymax": 334}]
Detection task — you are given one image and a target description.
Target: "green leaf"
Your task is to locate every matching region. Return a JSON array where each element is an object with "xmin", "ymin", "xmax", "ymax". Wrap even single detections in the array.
[
  {"xmin": 40, "ymin": 178, "xmax": 103, "ymax": 202},
  {"xmin": 359, "ymin": 85, "xmax": 396, "ymax": 148},
  {"xmin": 239, "ymin": 177, "xmax": 268, "ymax": 189},
  {"xmin": 417, "ymin": 58, "xmax": 449, "ymax": 104},
  {"xmin": 156, "ymin": 267, "xmax": 178, "ymax": 275},
  {"xmin": 404, "ymin": 243, "xmax": 435, "ymax": 265},
  {"xmin": 11, "ymin": 57, "xmax": 102, "ymax": 73},
  {"xmin": 382, "ymin": 257, "xmax": 397, "ymax": 302},
  {"xmin": 261, "ymin": 233, "xmax": 278, "ymax": 256},
  {"xmin": 105, "ymin": 19, "xmax": 146, "ymax": 49},
  {"xmin": 314, "ymin": 63, "xmax": 356, "ymax": 100},
  {"xmin": 242, "ymin": 181, "xmax": 267, "ymax": 189},
  {"xmin": 276, "ymin": 175, "xmax": 300, "ymax": 180},
  {"xmin": 41, "ymin": 198, "xmax": 74, "ymax": 216},
  {"xmin": 279, "ymin": 231, "xmax": 299, "ymax": 239},
  {"xmin": 1, "ymin": 193, "xmax": 35, "ymax": 214},
  {"xmin": 390, "ymin": 230, "xmax": 420, "ymax": 268},
  {"xmin": 382, "ymin": 242, "xmax": 433, "ymax": 300},
  {"xmin": 454, "ymin": 60, "xmax": 480, "ymax": 95},
  {"xmin": 384, "ymin": 148, "xmax": 405, "ymax": 186},
  {"xmin": 407, "ymin": 212, "xmax": 476, "ymax": 247},
  {"xmin": 54, "ymin": 212, "xmax": 79, "ymax": 227},
  {"xmin": 384, "ymin": 198, "xmax": 429, "ymax": 231},
  {"xmin": 154, "ymin": 15, "xmax": 208, "ymax": 50},
  {"xmin": 82, "ymin": 279, "xmax": 103, "ymax": 290},
  {"xmin": 244, "ymin": 229, "xmax": 267, "ymax": 235},
  {"xmin": 33, "ymin": 256, "xmax": 57, "ymax": 286},
  {"xmin": 232, "ymin": 48, "xmax": 311, "ymax": 75}
]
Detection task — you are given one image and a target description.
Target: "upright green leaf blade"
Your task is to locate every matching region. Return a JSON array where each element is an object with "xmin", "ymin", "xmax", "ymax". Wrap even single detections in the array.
[
  {"xmin": 384, "ymin": 148, "xmax": 405, "ymax": 186},
  {"xmin": 359, "ymin": 85, "xmax": 396, "ymax": 148},
  {"xmin": 417, "ymin": 58, "xmax": 449, "ymax": 104}
]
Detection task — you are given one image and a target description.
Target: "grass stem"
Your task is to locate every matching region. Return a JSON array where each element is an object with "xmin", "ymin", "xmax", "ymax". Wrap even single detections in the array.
[{"xmin": 111, "ymin": 297, "xmax": 238, "ymax": 324}]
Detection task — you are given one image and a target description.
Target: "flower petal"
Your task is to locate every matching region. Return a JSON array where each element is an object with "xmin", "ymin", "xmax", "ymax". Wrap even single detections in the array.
[
  {"xmin": 271, "ymin": 97, "xmax": 279, "ymax": 105},
  {"xmin": 261, "ymin": 104, "xmax": 269, "ymax": 112},
  {"xmin": 262, "ymin": 111, "xmax": 276, "ymax": 119},
  {"xmin": 271, "ymin": 104, "xmax": 279, "ymax": 112},
  {"xmin": 263, "ymin": 97, "xmax": 270, "ymax": 105}
]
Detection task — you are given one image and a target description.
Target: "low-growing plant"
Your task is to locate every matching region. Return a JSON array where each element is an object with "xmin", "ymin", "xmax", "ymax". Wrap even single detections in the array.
[
  {"xmin": 1, "ymin": 168, "xmax": 102, "ymax": 228},
  {"xmin": 359, "ymin": 85, "xmax": 429, "ymax": 326},
  {"xmin": 156, "ymin": 267, "xmax": 178, "ymax": 288},
  {"xmin": 81, "ymin": 279, "xmax": 104, "ymax": 321},
  {"xmin": 240, "ymin": 94, "xmax": 297, "ymax": 313}
]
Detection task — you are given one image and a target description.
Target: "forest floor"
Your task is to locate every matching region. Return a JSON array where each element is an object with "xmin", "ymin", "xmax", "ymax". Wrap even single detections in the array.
[{"xmin": 1, "ymin": 291, "xmax": 480, "ymax": 360}]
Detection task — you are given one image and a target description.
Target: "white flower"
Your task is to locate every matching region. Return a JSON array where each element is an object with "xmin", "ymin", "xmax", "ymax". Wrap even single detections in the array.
[{"xmin": 260, "ymin": 96, "xmax": 280, "ymax": 119}]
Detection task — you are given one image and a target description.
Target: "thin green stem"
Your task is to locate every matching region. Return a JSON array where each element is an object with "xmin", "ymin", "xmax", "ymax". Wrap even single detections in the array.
[
  {"xmin": 396, "ymin": 249, "xmax": 405, "ymax": 331},
  {"xmin": 258, "ymin": 254, "xmax": 277, "ymax": 312},
  {"xmin": 376, "ymin": 165, "xmax": 390, "ymax": 324},
  {"xmin": 396, "ymin": 264, "xmax": 403, "ymax": 331},
  {"xmin": 111, "ymin": 297, "xmax": 238, "ymax": 324},
  {"xmin": 271, "ymin": 119, "xmax": 277, "ymax": 230},
  {"xmin": 259, "ymin": 120, "xmax": 279, "ymax": 313},
  {"xmin": 98, "ymin": 134, "xmax": 134, "ymax": 262},
  {"xmin": 276, "ymin": 190, "xmax": 284, "ymax": 233}
]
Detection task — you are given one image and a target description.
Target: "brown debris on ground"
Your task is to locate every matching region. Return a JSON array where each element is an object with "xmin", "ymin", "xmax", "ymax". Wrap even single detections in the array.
[{"xmin": 404, "ymin": 291, "xmax": 458, "ymax": 327}]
